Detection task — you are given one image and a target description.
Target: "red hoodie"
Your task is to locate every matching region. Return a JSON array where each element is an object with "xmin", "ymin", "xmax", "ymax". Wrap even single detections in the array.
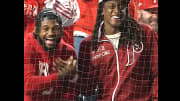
[
  {"xmin": 24, "ymin": 34, "xmax": 77, "ymax": 101},
  {"xmin": 77, "ymin": 23, "xmax": 158, "ymax": 101},
  {"xmin": 73, "ymin": 0, "xmax": 98, "ymax": 35}
]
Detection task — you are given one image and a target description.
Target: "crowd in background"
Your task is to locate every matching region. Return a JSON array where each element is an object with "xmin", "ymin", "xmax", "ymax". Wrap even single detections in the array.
[
  {"xmin": 24, "ymin": 0, "xmax": 158, "ymax": 101},
  {"xmin": 24, "ymin": 0, "xmax": 158, "ymax": 52}
]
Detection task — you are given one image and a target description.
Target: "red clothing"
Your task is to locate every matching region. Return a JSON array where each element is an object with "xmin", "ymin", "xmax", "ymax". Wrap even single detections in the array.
[
  {"xmin": 128, "ymin": 0, "xmax": 139, "ymax": 22},
  {"xmin": 24, "ymin": 34, "xmax": 77, "ymax": 101},
  {"xmin": 73, "ymin": 0, "xmax": 98, "ymax": 35},
  {"xmin": 128, "ymin": 0, "xmax": 158, "ymax": 22},
  {"xmin": 63, "ymin": 26, "xmax": 74, "ymax": 47},
  {"xmin": 24, "ymin": 0, "xmax": 45, "ymax": 38},
  {"xmin": 78, "ymin": 24, "xmax": 158, "ymax": 101}
]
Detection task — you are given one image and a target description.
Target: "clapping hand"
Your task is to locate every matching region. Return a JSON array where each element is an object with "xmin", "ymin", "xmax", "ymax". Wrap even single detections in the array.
[{"xmin": 53, "ymin": 56, "xmax": 77, "ymax": 79}]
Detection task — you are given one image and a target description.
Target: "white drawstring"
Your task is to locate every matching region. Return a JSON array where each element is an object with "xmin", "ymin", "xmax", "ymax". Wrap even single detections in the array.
[
  {"xmin": 98, "ymin": 21, "xmax": 104, "ymax": 42},
  {"xmin": 126, "ymin": 41, "xmax": 143, "ymax": 66},
  {"xmin": 126, "ymin": 41, "xmax": 134, "ymax": 66}
]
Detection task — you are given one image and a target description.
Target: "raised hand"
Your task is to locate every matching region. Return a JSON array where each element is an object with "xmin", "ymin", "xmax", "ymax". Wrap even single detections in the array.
[{"xmin": 53, "ymin": 56, "xmax": 77, "ymax": 79}]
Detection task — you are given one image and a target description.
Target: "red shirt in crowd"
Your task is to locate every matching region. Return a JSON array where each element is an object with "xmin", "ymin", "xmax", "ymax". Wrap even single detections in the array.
[
  {"xmin": 24, "ymin": 0, "xmax": 45, "ymax": 38},
  {"xmin": 73, "ymin": 0, "xmax": 98, "ymax": 35}
]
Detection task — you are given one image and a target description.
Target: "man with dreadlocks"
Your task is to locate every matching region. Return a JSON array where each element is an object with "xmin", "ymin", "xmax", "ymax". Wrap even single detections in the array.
[
  {"xmin": 77, "ymin": 0, "xmax": 158, "ymax": 101},
  {"xmin": 24, "ymin": 8, "xmax": 78, "ymax": 101}
]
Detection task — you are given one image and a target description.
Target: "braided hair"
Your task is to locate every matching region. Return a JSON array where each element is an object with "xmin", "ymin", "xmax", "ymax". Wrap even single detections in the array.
[{"xmin": 92, "ymin": 0, "xmax": 142, "ymax": 51}]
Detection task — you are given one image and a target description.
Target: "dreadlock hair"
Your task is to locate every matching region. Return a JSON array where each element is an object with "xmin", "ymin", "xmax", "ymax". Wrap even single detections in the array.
[
  {"xmin": 92, "ymin": 0, "xmax": 143, "ymax": 51},
  {"xmin": 33, "ymin": 8, "xmax": 64, "ymax": 51}
]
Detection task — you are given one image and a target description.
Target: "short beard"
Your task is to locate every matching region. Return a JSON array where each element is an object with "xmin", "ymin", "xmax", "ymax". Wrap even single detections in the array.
[{"xmin": 33, "ymin": 34, "xmax": 61, "ymax": 52}]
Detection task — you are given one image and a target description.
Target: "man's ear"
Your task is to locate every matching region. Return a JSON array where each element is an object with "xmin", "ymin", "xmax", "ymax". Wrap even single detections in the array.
[{"xmin": 33, "ymin": 26, "xmax": 38, "ymax": 35}]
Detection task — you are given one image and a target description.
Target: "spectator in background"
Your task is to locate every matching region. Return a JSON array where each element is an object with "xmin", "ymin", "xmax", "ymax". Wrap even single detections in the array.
[
  {"xmin": 24, "ymin": 8, "xmax": 77, "ymax": 101},
  {"xmin": 77, "ymin": 0, "xmax": 158, "ymax": 100},
  {"xmin": 24, "ymin": 0, "xmax": 46, "ymax": 38},
  {"xmin": 73, "ymin": 0, "xmax": 99, "ymax": 56},
  {"xmin": 45, "ymin": 0, "xmax": 80, "ymax": 47},
  {"xmin": 128, "ymin": 0, "xmax": 158, "ymax": 33}
]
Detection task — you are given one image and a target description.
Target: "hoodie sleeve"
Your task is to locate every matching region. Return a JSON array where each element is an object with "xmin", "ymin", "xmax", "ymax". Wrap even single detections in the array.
[
  {"xmin": 150, "ymin": 30, "xmax": 158, "ymax": 101},
  {"xmin": 142, "ymin": 25, "xmax": 158, "ymax": 101},
  {"xmin": 24, "ymin": 41, "xmax": 59, "ymax": 95},
  {"xmin": 76, "ymin": 38, "xmax": 98, "ymax": 96}
]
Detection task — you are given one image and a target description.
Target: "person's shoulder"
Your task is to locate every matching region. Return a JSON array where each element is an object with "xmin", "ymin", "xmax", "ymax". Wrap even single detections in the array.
[
  {"xmin": 78, "ymin": 36, "xmax": 93, "ymax": 51},
  {"xmin": 24, "ymin": 33, "xmax": 41, "ymax": 52},
  {"xmin": 24, "ymin": 33, "xmax": 37, "ymax": 56},
  {"xmin": 59, "ymin": 38, "xmax": 77, "ymax": 58},
  {"xmin": 140, "ymin": 24, "xmax": 158, "ymax": 44},
  {"xmin": 141, "ymin": 23, "xmax": 152, "ymax": 30},
  {"xmin": 24, "ymin": 33, "xmax": 35, "ymax": 45},
  {"xmin": 140, "ymin": 23, "xmax": 156, "ymax": 37},
  {"xmin": 140, "ymin": 24, "xmax": 154, "ymax": 33},
  {"xmin": 82, "ymin": 35, "xmax": 93, "ymax": 43},
  {"xmin": 59, "ymin": 38, "xmax": 75, "ymax": 52}
]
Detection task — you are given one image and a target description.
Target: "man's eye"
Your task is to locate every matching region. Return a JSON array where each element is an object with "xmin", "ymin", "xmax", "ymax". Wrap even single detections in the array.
[
  {"xmin": 151, "ymin": 10, "xmax": 158, "ymax": 14},
  {"xmin": 53, "ymin": 27, "xmax": 59, "ymax": 31},
  {"xmin": 109, "ymin": 6, "xmax": 114, "ymax": 9},
  {"xmin": 145, "ymin": 9, "xmax": 158, "ymax": 14},
  {"xmin": 43, "ymin": 28, "xmax": 48, "ymax": 31}
]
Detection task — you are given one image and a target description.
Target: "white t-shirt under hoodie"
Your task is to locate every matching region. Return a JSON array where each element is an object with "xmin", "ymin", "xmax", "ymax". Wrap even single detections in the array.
[{"xmin": 105, "ymin": 32, "xmax": 121, "ymax": 50}]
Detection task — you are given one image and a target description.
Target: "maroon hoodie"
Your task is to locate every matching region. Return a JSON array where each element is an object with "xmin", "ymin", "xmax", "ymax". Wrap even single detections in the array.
[{"xmin": 77, "ymin": 23, "xmax": 158, "ymax": 101}]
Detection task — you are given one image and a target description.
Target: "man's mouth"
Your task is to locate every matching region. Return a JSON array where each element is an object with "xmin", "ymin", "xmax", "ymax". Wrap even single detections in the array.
[
  {"xmin": 111, "ymin": 16, "xmax": 122, "ymax": 25},
  {"xmin": 45, "ymin": 37, "xmax": 57, "ymax": 46},
  {"xmin": 46, "ymin": 37, "xmax": 56, "ymax": 41},
  {"xmin": 112, "ymin": 16, "xmax": 120, "ymax": 19}
]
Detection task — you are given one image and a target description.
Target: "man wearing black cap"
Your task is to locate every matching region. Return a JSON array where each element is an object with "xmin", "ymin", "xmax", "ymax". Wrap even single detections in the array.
[{"xmin": 24, "ymin": 8, "xmax": 78, "ymax": 101}]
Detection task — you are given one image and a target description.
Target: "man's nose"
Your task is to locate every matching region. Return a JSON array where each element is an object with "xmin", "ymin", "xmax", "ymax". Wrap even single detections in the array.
[
  {"xmin": 152, "ymin": 13, "xmax": 157, "ymax": 18},
  {"xmin": 112, "ymin": 6, "xmax": 119, "ymax": 14},
  {"xmin": 48, "ymin": 29, "xmax": 54, "ymax": 36}
]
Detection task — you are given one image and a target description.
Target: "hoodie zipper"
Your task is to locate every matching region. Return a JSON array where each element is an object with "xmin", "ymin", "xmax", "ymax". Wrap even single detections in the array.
[
  {"xmin": 112, "ymin": 46, "xmax": 120, "ymax": 101},
  {"xmin": 99, "ymin": 40, "xmax": 120, "ymax": 101},
  {"xmin": 98, "ymin": 21, "xmax": 120, "ymax": 101}
]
